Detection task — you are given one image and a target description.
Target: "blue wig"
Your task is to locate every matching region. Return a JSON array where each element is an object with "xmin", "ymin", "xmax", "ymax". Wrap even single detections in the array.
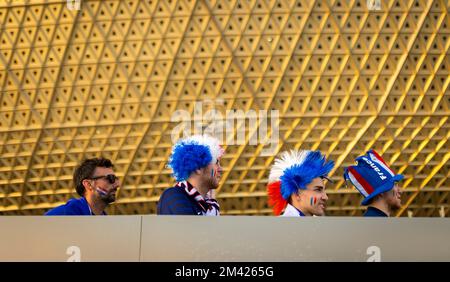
[
  {"xmin": 168, "ymin": 135, "xmax": 224, "ymax": 182},
  {"xmin": 277, "ymin": 150, "xmax": 334, "ymax": 200}
]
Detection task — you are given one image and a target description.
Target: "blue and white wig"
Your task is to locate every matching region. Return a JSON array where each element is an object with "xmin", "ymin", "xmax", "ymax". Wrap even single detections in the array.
[
  {"xmin": 267, "ymin": 150, "xmax": 334, "ymax": 214},
  {"xmin": 168, "ymin": 135, "xmax": 224, "ymax": 182}
]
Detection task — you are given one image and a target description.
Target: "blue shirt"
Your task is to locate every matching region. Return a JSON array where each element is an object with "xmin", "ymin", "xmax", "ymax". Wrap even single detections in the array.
[
  {"xmin": 363, "ymin": 206, "xmax": 388, "ymax": 217},
  {"xmin": 157, "ymin": 187, "xmax": 203, "ymax": 215},
  {"xmin": 45, "ymin": 197, "xmax": 106, "ymax": 216},
  {"xmin": 296, "ymin": 207, "xmax": 306, "ymax": 216}
]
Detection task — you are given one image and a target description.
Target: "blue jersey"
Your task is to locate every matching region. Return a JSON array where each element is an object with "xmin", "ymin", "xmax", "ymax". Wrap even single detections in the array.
[
  {"xmin": 45, "ymin": 197, "xmax": 106, "ymax": 215},
  {"xmin": 363, "ymin": 206, "xmax": 388, "ymax": 217},
  {"xmin": 157, "ymin": 187, "xmax": 203, "ymax": 215}
]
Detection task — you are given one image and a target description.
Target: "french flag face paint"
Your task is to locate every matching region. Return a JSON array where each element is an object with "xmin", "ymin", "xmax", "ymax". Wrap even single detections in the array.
[
  {"xmin": 310, "ymin": 196, "xmax": 318, "ymax": 206},
  {"xmin": 96, "ymin": 188, "xmax": 108, "ymax": 196}
]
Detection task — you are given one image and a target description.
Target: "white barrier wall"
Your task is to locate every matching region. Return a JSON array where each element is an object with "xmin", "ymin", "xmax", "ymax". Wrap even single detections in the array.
[
  {"xmin": 1, "ymin": 216, "xmax": 449, "ymax": 261},
  {"xmin": 0, "ymin": 216, "xmax": 141, "ymax": 261}
]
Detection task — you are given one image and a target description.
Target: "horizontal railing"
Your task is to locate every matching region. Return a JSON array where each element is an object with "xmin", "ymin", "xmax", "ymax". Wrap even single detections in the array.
[{"xmin": 0, "ymin": 216, "xmax": 449, "ymax": 261}]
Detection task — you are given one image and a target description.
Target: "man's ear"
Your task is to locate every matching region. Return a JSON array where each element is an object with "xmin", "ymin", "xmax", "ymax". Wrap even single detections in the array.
[
  {"xmin": 292, "ymin": 190, "xmax": 302, "ymax": 202},
  {"xmin": 82, "ymin": 179, "xmax": 92, "ymax": 191},
  {"xmin": 375, "ymin": 193, "xmax": 385, "ymax": 201}
]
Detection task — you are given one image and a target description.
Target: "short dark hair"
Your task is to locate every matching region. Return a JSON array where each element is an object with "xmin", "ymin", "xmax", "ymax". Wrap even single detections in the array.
[{"xmin": 74, "ymin": 158, "xmax": 114, "ymax": 196}]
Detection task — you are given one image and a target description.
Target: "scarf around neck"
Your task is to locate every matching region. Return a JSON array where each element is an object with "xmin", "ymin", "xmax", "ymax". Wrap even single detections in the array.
[{"xmin": 176, "ymin": 181, "xmax": 220, "ymax": 216}]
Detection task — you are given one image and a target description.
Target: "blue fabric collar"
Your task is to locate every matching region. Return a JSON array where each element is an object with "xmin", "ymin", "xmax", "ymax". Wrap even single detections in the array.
[
  {"xmin": 80, "ymin": 197, "xmax": 107, "ymax": 215},
  {"xmin": 294, "ymin": 206, "xmax": 306, "ymax": 217},
  {"xmin": 364, "ymin": 206, "xmax": 388, "ymax": 217}
]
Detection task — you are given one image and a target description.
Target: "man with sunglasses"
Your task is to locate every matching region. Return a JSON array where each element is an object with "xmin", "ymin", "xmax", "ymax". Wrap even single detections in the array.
[
  {"xmin": 344, "ymin": 149, "xmax": 404, "ymax": 217},
  {"xmin": 45, "ymin": 158, "xmax": 120, "ymax": 215}
]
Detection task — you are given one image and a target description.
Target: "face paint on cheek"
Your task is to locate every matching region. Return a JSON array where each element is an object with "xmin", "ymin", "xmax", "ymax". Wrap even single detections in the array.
[
  {"xmin": 310, "ymin": 196, "xmax": 317, "ymax": 207},
  {"xmin": 96, "ymin": 188, "xmax": 108, "ymax": 196},
  {"xmin": 211, "ymin": 169, "xmax": 215, "ymax": 178}
]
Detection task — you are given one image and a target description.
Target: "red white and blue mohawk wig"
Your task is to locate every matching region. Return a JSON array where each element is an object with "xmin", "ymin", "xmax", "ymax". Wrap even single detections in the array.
[
  {"xmin": 267, "ymin": 150, "xmax": 334, "ymax": 215},
  {"xmin": 168, "ymin": 135, "xmax": 224, "ymax": 182}
]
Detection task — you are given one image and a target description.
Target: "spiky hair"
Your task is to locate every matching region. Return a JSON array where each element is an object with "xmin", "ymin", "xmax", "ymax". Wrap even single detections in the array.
[
  {"xmin": 267, "ymin": 150, "xmax": 334, "ymax": 215},
  {"xmin": 168, "ymin": 134, "xmax": 224, "ymax": 181}
]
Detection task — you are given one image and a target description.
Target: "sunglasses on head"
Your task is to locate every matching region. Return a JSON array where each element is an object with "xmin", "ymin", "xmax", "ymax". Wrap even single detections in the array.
[{"xmin": 89, "ymin": 174, "xmax": 119, "ymax": 184}]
